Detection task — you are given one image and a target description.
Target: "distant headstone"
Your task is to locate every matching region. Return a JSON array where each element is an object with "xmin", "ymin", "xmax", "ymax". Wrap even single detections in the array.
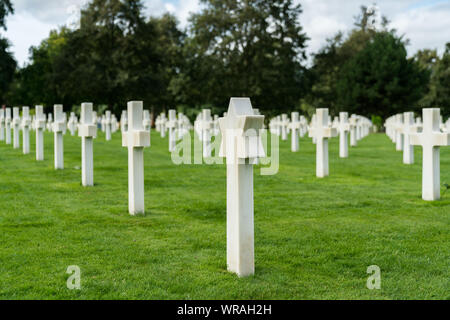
[
  {"xmin": 200, "ymin": 109, "xmax": 213, "ymax": 158},
  {"xmin": 338, "ymin": 112, "xmax": 350, "ymax": 158},
  {"xmin": 53, "ymin": 105, "xmax": 66, "ymax": 170},
  {"xmin": 12, "ymin": 107, "xmax": 21, "ymax": 149},
  {"xmin": 105, "ymin": 111, "xmax": 112, "ymax": 141},
  {"xmin": 394, "ymin": 114, "xmax": 404, "ymax": 151},
  {"xmin": 143, "ymin": 110, "xmax": 151, "ymax": 132},
  {"xmin": 401, "ymin": 112, "xmax": 419, "ymax": 165},
  {"xmin": 349, "ymin": 115, "xmax": 358, "ymax": 147},
  {"xmin": 121, "ymin": 111, "xmax": 128, "ymax": 133},
  {"xmin": 122, "ymin": 101, "xmax": 150, "ymax": 215},
  {"xmin": 68, "ymin": 112, "xmax": 78, "ymax": 136},
  {"xmin": 78, "ymin": 103, "xmax": 97, "ymax": 186},
  {"xmin": 35, "ymin": 106, "xmax": 46, "ymax": 161},
  {"xmin": 167, "ymin": 110, "xmax": 177, "ymax": 152},
  {"xmin": 309, "ymin": 109, "xmax": 337, "ymax": 178},
  {"xmin": 289, "ymin": 112, "xmax": 301, "ymax": 152},
  {"xmin": 21, "ymin": 107, "xmax": 31, "ymax": 154},
  {"xmin": 410, "ymin": 108, "xmax": 450, "ymax": 201},
  {"xmin": 47, "ymin": 113, "xmax": 53, "ymax": 132},
  {"xmin": 280, "ymin": 114, "xmax": 289, "ymax": 141},
  {"xmin": 219, "ymin": 97, "xmax": 265, "ymax": 277},
  {"xmin": 5, "ymin": 108, "xmax": 11, "ymax": 144},
  {"xmin": 0, "ymin": 109, "xmax": 5, "ymax": 141}
]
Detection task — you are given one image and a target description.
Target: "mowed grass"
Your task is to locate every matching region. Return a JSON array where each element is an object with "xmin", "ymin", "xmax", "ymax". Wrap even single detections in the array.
[{"xmin": 0, "ymin": 128, "xmax": 449, "ymax": 300}]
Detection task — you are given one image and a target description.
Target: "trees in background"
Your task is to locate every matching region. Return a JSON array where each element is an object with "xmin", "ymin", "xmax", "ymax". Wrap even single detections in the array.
[
  {"xmin": 0, "ymin": 0, "xmax": 12, "ymax": 30},
  {"xmin": 304, "ymin": 6, "xmax": 430, "ymax": 119},
  {"xmin": 336, "ymin": 32, "xmax": 429, "ymax": 119},
  {"xmin": 418, "ymin": 43, "xmax": 450, "ymax": 118},
  {"xmin": 0, "ymin": 0, "xmax": 15, "ymax": 105},
  {"xmin": 171, "ymin": 0, "xmax": 309, "ymax": 115},
  {"xmin": 1, "ymin": 1, "xmax": 449, "ymax": 119}
]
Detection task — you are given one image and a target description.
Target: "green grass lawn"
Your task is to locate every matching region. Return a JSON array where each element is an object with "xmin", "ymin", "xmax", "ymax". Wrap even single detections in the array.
[{"xmin": 0, "ymin": 129, "xmax": 449, "ymax": 300}]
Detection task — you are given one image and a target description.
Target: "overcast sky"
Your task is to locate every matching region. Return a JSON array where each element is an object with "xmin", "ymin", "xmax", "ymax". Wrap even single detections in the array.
[{"xmin": 1, "ymin": 0, "xmax": 449, "ymax": 67}]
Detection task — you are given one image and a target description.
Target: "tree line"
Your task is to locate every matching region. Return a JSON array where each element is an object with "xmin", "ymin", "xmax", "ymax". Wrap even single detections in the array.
[{"xmin": 0, "ymin": 0, "xmax": 449, "ymax": 121}]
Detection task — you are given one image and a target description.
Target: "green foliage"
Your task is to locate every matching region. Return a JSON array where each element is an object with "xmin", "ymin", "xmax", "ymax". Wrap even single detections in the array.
[
  {"xmin": 172, "ymin": 0, "xmax": 309, "ymax": 113},
  {"xmin": 419, "ymin": 43, "xmax": 450, "ymax": 118},
  {"xmin": 0, "ymin": 0, "xmax": 13, "ymax": 30},
  {"xmin": 0, "ymin": 0, "xmax": 15, "ymax": 104},
  {"xmin": 2, "ymin": 2, "xmax": 449, "ymax": 120},
  {"xmin": 336, "ymin": 32, "xmax": 429, "ymax": 119},
  {"xmin": 371, "ymin": 115, "xmax": 382, "ymax": 131},
  {"xmin": 0, "ymin": 37, "xmax": 16, "ymax": 104},
  {"xmin": 305, "ymin": 6, "xmax": 430, "ymax": 120}
]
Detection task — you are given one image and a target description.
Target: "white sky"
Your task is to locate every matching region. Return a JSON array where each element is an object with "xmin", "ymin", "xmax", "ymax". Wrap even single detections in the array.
[{"xmin": 1, "ymin": 0, "xmax": 449, "ymax": 67}]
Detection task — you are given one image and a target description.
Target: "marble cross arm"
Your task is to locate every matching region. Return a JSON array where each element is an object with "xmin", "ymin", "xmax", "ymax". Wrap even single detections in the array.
[
  {"xmin": 21, "ymin": 115, "xmax": 31, "ymax": 127},
  {"xmin": 166, "ymin": 119, "xmax": 177, "ymax": 129},
  {"xmin": 323, "ymin": 127, "xmax": 338, "ymax": 138},
  {"xmin": 12, "ymin": 109, "xmax": 21, "ymax": 126},
  {"xmin": 219, "ymin": 114, "xmax": 265, "ymax": 160},
  {"xmin": 410, "ymin": 132, "xmax": 450, "ymax": 147},
  {"xmin": 339, "ymin": 123, "xmax": 351, "ymax": 131},
  {"xmin": 289, "ymin": 121, "xmax": 302, "ymax": 130},
  {"xmin": 53, "ymin": 122, "xmax": 66, "ymax": 133},
  {"xmin": 78, "ymin": 124, "xmax": 97, "ymax": 138},
  {"xmin": 122, "ymin": 130, "xmax": 151, "ymax": 148}
]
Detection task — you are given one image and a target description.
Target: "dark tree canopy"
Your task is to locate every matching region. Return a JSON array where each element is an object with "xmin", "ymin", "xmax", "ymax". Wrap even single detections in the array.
[
  {"xmin": 172, "ymin": 0, "xmax": 309, "ymax": 115},
  {"xmin": 1, "ymin": 2, "xmax": 449, "ymax": 121},
  {"xmin": 336, "ymin": 32, "xmax": 429, "ymax": 118},
  {"xmin": 0, "ymin": 0, "xmax": 13, "ymax": 30},
  {"xmin": 304, "ymin": 5, "xmax": 431, "ymax": 120},
  {"xmin": 0, "ymin": 0, "xmax": 15, "ymax": 104}
]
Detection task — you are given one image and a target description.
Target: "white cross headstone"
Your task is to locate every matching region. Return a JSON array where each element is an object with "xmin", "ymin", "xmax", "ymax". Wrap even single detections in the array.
[
  {"xmin": 160, "ymin": 113, "xmax": 167, "ymax": 138},
  {"xmin": 78, "ymin": 103, "xmax": 97, "ymax": 186},
  {"xmin": 47, "ymin": 113, "xmax": 53, "ymax": 132},
  {"xmin": 356, "ymin": 116, "xmax": 363, "ymax": 141},
  {"xmin": 143, "ymin": 110, "xmax": 151, "ymax": 132},
  {"xmin": 53, "ymin": 105, "xmax": 66, "ymax": 170},
  {"xmin": 112, "ymin": 115, "xmax": 118, "ymax": 133},
  {"xmin": 121, "ymin": 111, "xmax": 128, "ymax": 133},
  {"xmin": 68, "ymin": 112, "xmax": 78, "ymax": 136},
  {"xmin": 309, "ymin": 109, "xmax": 337, "ymax": 178},
  {"xmin": 299, "ymin": 116, "xmax": 307, "ymax": 137},
  {"xmin": 289, "ymin": 112, "xmax": 301, "ymax": 152},
  {"xmin": 177, "ymin": 113, "xmax": 186, "ymax": 138},
  {"xmin": 0, "ymin": 109, "xmax": 4, "ymax": 141},
  {"xmin": 309, "ymin": 115, "xmax": 317, "ymax": 144},
  {"xmin": 62, "ymin": 113, "xmax": 68, "ymax": 135},
  {"xmin": 12, "ymin": 107, "xmax": 20, "ymax": 149},
  {"xmin": 155, "ymin": 115, "xmax": 161, "ymax": 132},
  {"xmin": 394, "ymin": 114, "xmax": 404, "ymax": 151},
  {"xmin": 122, "ymin": 101, "xmax": 150, "ymax": 215},
  {"xmin": 4, "ymin": 108, "xmax": 11, "ymax": 144},
  {"xmin": 349, "ymin": 115, "xmax": 358, "ymax": 147},
  {"xmin": 219, "ymin": 97, "xmax": 265, "ymax": 277},
  {"xmin": 105, "ymin": 111, "xmax": 112, "ymax": 141},
  {"xmin": 338, "ymin": 112, "xmax": 350, "ymax": 158},
  {"xmin": 35, "ymin": 105, "xmax": 46, "ymax": 161},
  {"xmin": 200, "ymin": 109, "xmax": 213, "ymax": 158},
  {"xmin": 167, "ymin": 110, "xmax": 177, "ymax": 152},
  {"xmin": 21, "ymin": 107, "xmax": 31, "ymax": 154},
  {"xmin": 401, "ymin": 112, "xmax": 420, "ymax": 165},
  {"xmin": 101, "ymin": 115, "xmax": 106, "ymax": 132},
  {"xmin": 280, "ymin": 114, "xmax": 289, "ymax": 141},
  {"xmin": 410, "ymin": 108, "xmax": 450, "ymax": 201}
]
